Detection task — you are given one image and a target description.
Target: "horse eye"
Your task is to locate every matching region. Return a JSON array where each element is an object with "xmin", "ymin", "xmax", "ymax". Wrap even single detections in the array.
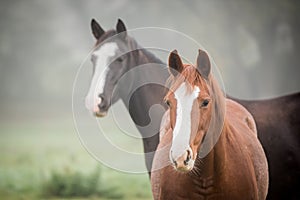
[
  {"xmin": 165, "ymin": 100, "xmax": 171, "ymax": 107},
  {"xmin": 201, "ymin": 99, "xmax": 210, "ymax": 107},
  {"xmin": 116, "ymin": 57, "xmax": 123, "ymax": 62},
  {"xmin": 91, "ymin": 55, "xmax": 96, "ymax": 62}
]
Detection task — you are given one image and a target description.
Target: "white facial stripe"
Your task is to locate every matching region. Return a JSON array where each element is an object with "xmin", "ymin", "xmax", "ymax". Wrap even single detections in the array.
[
  {"xmin": 85, "ymin": 42, "xmax": 118, "ymax": 112},
  {"xmin": 171, "ymin": 82, "xmax": 200, "ymax": 160}
]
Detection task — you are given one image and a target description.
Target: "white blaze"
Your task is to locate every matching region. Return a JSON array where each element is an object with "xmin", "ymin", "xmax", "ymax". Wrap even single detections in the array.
[
  {"xmin": 171, "ymin": 82, "xmax": 200, "ymax": 160},
  {"xmin": 85, "ymin": 42, "xmax": 118, "ymax": 113}
]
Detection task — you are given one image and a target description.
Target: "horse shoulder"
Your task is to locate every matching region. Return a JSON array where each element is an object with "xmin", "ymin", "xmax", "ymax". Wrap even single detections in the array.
[
  {"xmin": 226, "ymin": 99, "xmax": 257, "ymax": 136},
  {"xmin": 225, "ymin": 99, "xmax": 269, "ymax": 199}
]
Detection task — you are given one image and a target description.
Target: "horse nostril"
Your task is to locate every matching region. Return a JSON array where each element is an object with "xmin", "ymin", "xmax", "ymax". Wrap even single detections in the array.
[
  {"xmin": 184, "ymin": 150, "xmax": 191, "ymax": 166},
  {"xmin": 170, "ymin": 151, "xmax": 178, "ymax": 167},
  {"xmin": 174, "ymin": 160, "xmax": 177, "ymax": 167},
  {"xmin": 97, "ymin": 94, "xmax": 107, "ymax": 110},
  {"xmin": 98, "ymin": 101, "xmax": 106, "ymax": 110},
  {"xmin": 98, "ymin": 94, "xmax": 104, "ymax": 101},
  {"xmin": 187, "ymin": 149, "xmax": 191, "ymax": 160}
]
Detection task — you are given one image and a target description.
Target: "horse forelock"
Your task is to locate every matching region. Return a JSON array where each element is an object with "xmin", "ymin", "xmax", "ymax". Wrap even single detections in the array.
[
  {"xmin": 165, "ymin": 65, "xmax": 209, "ymax": 101},
  {"xmin": 94, "ymin": 30, "xmax": 117, "ymax": 47}
]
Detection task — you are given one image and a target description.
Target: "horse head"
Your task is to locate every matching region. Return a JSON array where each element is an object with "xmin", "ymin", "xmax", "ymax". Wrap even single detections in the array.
[
  {"xmin": 165, "ymin": 49, "xmax": 218, "ymax": 172},
  {"xmin": 85, "ymin": 18, "xmax": 133, "ymax": 117}
]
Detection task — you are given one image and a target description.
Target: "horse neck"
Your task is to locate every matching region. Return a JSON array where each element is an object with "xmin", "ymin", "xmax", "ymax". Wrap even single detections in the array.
[
  {"xmin": 120, "ymin": 37, "xmax": 168, "ymax": 106},
  {"xmin": 193, "ymin": 123, "xmax": 228, "ymax": 179},
  {"xmin": 119, "ymin": 37, "xmax": 169, "ymax": 134},
  {"xmin": 131, "ymin": 39, "xmax": 167, "ymax": 83}
]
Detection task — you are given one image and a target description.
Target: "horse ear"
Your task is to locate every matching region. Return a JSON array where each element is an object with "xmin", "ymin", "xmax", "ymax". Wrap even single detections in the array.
[
  {"xmin": 91, "ymin": 19, "xmax": 104, "ymax": 40},
  {"xmin": 196, "ymin": 49, "xmax": 211, "ymax": 79},
  {"xmin": 168, "ymin": 50, "xmax": 184, "ymax": 77},
  {"xmin": 116, "ymin": 18, "xmax": 127, "ymax": 38}
]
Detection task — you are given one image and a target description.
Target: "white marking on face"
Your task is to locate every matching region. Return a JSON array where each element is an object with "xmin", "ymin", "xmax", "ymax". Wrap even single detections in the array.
[
  {"xmin": 85, "ymin": 42, "xmax": 118, "ymax": 113},
  {"xmin": 171, "ymin": 82, "xmax": 200, "ymax": 160}
]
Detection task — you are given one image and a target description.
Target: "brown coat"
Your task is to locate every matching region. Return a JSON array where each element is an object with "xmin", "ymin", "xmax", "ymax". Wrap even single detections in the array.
[{"xmin": 151, "ymin": 99, "xmax": 268, "ymax": 200}]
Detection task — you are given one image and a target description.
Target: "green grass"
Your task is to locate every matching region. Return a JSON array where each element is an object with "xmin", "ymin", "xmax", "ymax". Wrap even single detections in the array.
[{"xmin": 0, "ymin": 118, "xmax": 152, "ymax": 200}]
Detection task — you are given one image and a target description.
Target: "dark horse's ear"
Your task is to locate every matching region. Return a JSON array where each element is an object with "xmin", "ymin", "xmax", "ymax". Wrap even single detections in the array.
[
  {"xmin": 196, "ymin": 49, "xmax": 211, "ymax": 79},
  {"xmin": 168, "ymin": 50, "xmax": 184, "ymax": 77},
  {"xmin": 91, "ymin": 19, "xmax": 105, "ymax": 40},
  {"xmin": 116, "ymin": 18, "xmax": 127, "ymax": 38}
]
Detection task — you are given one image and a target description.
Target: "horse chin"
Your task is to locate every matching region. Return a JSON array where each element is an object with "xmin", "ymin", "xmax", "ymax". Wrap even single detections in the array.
[
  {"xmin": 174, "ymin": 160, "xmax": 195, "ymax": 173},
  {"xmin": 175, "ymin": 165, "xmax": 193, "ymax": 173},
  {"xmin": 94, "ymin": 111, "xmax": 107, "ymax": 117}
]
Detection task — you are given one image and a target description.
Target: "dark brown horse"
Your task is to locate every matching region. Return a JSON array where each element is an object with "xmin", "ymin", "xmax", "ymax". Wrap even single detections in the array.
[
  {"xmin": 86, "ymin": 19, "xmax": 300, "ymax": 199},
  {"xmin": 151, "ymin": 50, "xmax": 269, "ymax": 200},
  {"xmin": 230, "ymin": 94, "xmax": 300, "ymax": 200}
]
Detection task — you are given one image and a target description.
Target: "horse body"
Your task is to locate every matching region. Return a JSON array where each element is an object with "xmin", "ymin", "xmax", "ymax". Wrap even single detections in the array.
[
  {"xmin": 151, "ymin": 50, "xmax": 268, "ymax": 200},
  {"xmin": 232, "ymin": 93, "xmax": 300, "ymax": 199},
  {"xmin": 153, "ymin": 101, "xmax": 267, "ymax": 200},
  {"xmin": 86, "ymin": 19, "xmax": 169, "ymax": 173},
  {"xmin": 113, "ymin": 44, "xmax": 170, "ymax": 173}
]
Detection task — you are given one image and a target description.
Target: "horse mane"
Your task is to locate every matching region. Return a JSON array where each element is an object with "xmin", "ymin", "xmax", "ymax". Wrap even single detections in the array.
[
  {"xmin": 127, "ymin": 36, "xmax": 165, "ymax": 65},
  {"xmin": 139, "ymin": 48, "xmax": 164, "ymax": 65},
  {"xmin": 165, "ymin": 64, "xmax": 226, "ymax": 158},
  {"xmin": 165, "ymin": 65, "xmax": 208, "ymax": 95}
]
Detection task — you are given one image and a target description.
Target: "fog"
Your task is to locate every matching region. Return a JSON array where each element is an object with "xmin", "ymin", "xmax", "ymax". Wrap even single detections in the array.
[{"xmin": 0, "ymin": 0, "xmax": 299, "ymax": 119}]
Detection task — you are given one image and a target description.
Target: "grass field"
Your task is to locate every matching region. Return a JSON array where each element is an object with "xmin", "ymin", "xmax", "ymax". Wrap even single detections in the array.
[{"xmin": 0, "ymin": 117, "xmax": 152, "ymax": 200}]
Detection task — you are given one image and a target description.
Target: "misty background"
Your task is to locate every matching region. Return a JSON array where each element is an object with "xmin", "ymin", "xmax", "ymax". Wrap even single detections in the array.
[
  {"xmin": 0, "ymin": 0, "xmax": 299, "ymax": 199},
  {"xmin": 1, "ymin": 0, "xmax": 300, "ymax": 121}
]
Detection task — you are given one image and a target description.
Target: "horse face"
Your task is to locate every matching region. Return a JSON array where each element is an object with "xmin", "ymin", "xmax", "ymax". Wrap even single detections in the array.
[
  {"xmin": 166, "ymin": 50, "xmax": 212, "ymax": 172},
  {"xmin": 85, "ymin": 19, "xmax": 130, "ymax": 117}
]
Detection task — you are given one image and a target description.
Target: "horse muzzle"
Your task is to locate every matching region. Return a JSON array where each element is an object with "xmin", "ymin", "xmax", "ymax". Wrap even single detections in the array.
[
  {"xmin": 85, "ymin": 96, "xmax": 109, "ymax": 117},
  {"xmin": 170, "ymin": 148, "xmax": 195, "ymax": 172},
  {"xmin": 93, "ymin": 104, "xmax": 109, "ymax": 118}
]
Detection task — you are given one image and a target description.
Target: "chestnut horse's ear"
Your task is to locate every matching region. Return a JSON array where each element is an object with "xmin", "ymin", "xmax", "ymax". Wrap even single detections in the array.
[
  {"xmin": 196, "ymin": 49, "xmax": 211, "ymax": 79},
  {"xmin": 116, "ymin": 18, "xmax": 127, "ymax": 38},
  {"xmin": 168, "ymin": 50, "xmax": 184, "ymax": 77},
  {"xmin": 91, "ymin": 19, "xmax": 104, "ymax": 40}
]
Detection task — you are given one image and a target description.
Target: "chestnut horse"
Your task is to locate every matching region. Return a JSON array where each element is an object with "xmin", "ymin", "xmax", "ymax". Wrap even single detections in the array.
[{"xmin": 151, "ymin": 50, "xmax": 268, "ymax": 199}]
